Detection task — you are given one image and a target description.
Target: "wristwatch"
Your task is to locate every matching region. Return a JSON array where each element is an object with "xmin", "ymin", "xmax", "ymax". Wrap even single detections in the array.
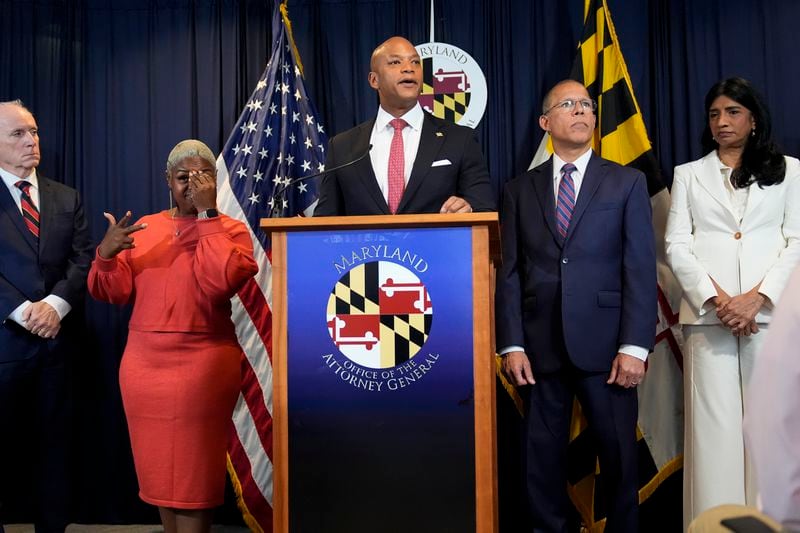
[{"xmin": 197, "ymin": 208, "xmax": 219, "ymax": 220}]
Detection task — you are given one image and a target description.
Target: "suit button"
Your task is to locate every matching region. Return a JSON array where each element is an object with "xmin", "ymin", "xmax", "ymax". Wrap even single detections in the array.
[
  {"xmin": 562, "ymin": 258, "xmax": 569, "ymax": 264},
  {"xmin": 734, "ymin": 231, "xmax": 742, "ymax": 240}
]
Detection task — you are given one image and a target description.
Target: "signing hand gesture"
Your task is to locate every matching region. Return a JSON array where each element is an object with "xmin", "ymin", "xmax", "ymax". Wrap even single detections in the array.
[
  {"xmin": 188, "ymin": 170, "xmax": 217, "ymax": 212},
  {"xmin": 97, "ymin": 211, "xmax": 148, "ymax": 259}
]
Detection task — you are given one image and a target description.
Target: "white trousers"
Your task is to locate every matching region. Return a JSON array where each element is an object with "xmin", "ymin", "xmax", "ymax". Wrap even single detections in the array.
[{"xmin": 682, "ymin": 324, "xmax": 765, "ymax": 531}]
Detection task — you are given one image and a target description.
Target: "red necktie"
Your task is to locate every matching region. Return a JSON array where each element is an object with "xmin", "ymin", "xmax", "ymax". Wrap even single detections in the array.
[
  {"xmin": 556, "ymin": 163, "xmax": 576, "ymax": 238},
  {"xmin": 387, "ymin": 118, "xmax": 408, "ymax": 214},
  {"xmin": 15, "ymin": 180, "xmax": 40, "ymax": 238}
]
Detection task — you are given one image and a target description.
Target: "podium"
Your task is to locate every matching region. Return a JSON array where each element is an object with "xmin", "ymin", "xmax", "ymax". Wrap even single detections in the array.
[{"xmin": 262, "ymin": 213, "xmax": 500, "ymax": 533}]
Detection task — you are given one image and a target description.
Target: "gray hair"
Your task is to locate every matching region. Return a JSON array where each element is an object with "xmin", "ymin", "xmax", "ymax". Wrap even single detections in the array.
[
  {"xmin": 0, "ymin": 99, "xmax": 31, "ymax": 112},
  {"xmin": 166, "ymin": 139, "xmax": 216, "ymax": 173}
]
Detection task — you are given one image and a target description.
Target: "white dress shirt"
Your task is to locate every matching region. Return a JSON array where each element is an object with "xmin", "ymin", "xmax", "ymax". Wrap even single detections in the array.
[
  {"xmin": 551, "ymin": 149, "xmax": 592, "ymax": 200},
  {"xmin": 369, "ymin": 103, "xmax": 424, "ymax": 204},
  {"xmin": 1, "ymin": 166, "xmax": 41, "ymax": 211},
  {"xmin": 502, "ymin": 149, "xmax": 648, "ymax": 361},
  {"xmin": 719, "ymin": 160, "xmax": 749, "ymax": 223},
  {"xmin": 0, "ymin": 167, "xmax": 72, "ymax": 323}
]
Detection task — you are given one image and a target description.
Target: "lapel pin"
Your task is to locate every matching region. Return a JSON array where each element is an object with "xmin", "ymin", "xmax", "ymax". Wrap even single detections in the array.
[{"xmin": 435, "ymin": 132, "xmax": 444, "ymax": 137}]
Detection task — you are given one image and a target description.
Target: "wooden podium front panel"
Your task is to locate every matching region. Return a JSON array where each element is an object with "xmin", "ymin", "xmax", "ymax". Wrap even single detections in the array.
[{"xmin": 284, "ymin": 226, "xmax": 476, "ymax": 532}]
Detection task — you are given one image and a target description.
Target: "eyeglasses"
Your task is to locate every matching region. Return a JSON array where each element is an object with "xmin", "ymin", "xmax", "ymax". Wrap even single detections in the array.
[{"xmin": 543, "ymin": 98, "xmax": 597, "ymax": 115}]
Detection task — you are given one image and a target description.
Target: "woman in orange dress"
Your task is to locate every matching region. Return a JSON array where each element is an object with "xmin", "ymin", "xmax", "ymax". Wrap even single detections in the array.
[{"xmin": 88, "ymin": 139, "xmax": 258, "ymax": 532}]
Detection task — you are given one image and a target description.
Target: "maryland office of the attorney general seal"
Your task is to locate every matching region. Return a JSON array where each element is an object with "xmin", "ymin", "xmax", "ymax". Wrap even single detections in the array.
[{"xmin": 322, "ymin": 247, "xmax": 440, "ymax": 392}]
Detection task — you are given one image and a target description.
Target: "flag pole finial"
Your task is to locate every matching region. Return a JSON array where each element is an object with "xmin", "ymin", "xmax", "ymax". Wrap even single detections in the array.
[{"xmin": 280, "ymin": 0, "xmax": 305, "ymax": 76}]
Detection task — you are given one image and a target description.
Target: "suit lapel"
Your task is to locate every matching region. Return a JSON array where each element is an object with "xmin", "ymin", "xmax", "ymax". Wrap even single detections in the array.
[
  {"xmin": 743, "ymin": 179, "xmax": 767, "ymax": 221},
  {"xmin": 352, "ymin": 120, "xmax": 390, "ymax": 214},
  {"xmin": 565, "ymin": 153, "xmax": 605, "ymax": 241},
  {"xmin": 37, "ymin": 177, "xmax": 54, "ymax": 256},
  {"xmin": 531, "ymin": 159, "xmax": 561, "ymax": 244},
  {"xmin": 0, "ymin": 179, "xmax": 38, "ymax": 253},
  {"xmin": 695, "ymin": 153, "xmax": 738, "ymax": 223},
  {"xmin": 397, "ymin": 114, "xmax": 442, "ymax": 213}
]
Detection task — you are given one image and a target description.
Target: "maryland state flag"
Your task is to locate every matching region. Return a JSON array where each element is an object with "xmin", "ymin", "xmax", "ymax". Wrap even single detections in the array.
[
  {"xmin": 524, "ymin": 0, "xmax": 685, "ymax": 530},
  {"xmin": 570, "ymin": 0, "xmax": 660, "ymax": 194}
]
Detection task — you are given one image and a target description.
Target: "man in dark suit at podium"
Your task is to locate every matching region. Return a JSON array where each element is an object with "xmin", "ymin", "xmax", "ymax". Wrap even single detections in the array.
[
  {"xmin": 314, "ymin": 36, "xmax": 495, "ymax": 216},
  {"xmin": 0, "ymin": 100, "xmax": 92, "ymax": 532},
  {"xmin": 495, "ymin": 80, "xmax": 657, "ymax": 532}
]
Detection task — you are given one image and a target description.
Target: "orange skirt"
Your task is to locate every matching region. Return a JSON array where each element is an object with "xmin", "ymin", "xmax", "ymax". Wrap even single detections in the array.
[{"xmin": 120, "ymin": 330, "xmax": 241, "ymax": 509}]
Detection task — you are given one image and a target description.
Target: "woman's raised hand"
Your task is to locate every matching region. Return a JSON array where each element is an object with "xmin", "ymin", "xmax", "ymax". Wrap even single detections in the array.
[{"xmin": 97, "ymin": 211, "xmax": 148, "ymax": 259}]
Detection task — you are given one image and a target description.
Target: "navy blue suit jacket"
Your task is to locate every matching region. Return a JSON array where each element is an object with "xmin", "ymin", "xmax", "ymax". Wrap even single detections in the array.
[
  {"xmin": 0, "ymin": 175, "xmax": 92, "ymax": 363},
  {"xmin": 314, "ymin": 112, "xmax": 495, "ymax": 215},
  {"xmin": 495, "ymin": 153, "xmax": 657, "ymax": 373}
]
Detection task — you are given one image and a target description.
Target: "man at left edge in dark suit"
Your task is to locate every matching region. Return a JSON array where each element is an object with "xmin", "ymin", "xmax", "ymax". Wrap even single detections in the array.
[
  {"xmin": 0, "ymin": 100, "xmax": 92, "ymax": 532},
  {"xmin": 314, "ymin": 36, "xmax": 495, "ymax": 216}
]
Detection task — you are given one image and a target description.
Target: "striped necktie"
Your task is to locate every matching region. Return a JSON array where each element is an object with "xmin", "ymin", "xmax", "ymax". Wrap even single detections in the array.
[
  {"xmin": 15, "ymin": 180, "xmax": 40, "ymax": 238},
  {"xmin": 556, "ymin": 163, "xmax": 577, "ymax": 238}
]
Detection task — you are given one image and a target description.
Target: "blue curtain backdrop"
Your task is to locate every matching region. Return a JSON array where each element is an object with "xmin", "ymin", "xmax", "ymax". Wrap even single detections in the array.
[{"xmin": 2, "ymin": 0, "xmax": 799, "ymax": 526}]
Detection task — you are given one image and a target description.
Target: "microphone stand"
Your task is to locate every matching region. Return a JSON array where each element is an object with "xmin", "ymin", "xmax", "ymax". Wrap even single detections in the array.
[{"xmin": 268, "ymin": 145, "xmax": 372, "ymax": 218}]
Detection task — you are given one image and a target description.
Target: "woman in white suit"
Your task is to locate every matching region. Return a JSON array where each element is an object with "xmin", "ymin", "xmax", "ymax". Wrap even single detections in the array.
[{"xmin": 666, "ymin": 77, "xmax": 800, "ymax": 529}]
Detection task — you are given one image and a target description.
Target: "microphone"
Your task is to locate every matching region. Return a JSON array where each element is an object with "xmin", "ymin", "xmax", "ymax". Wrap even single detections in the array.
[{"xmin": 269, "ymin": 144, "xmax": 372, "ymax": 218}]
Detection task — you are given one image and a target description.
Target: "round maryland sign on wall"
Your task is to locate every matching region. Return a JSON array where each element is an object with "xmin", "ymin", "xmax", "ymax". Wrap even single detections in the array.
[{"xmin": 416, "ymin": 41, "xmax": 488, "ymax": 128}]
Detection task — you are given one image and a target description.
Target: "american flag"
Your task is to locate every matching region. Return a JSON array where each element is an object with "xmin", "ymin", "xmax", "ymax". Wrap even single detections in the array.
[{"xmin": 215, "ymin": 1, "xmax": 326, "ymax": 530}]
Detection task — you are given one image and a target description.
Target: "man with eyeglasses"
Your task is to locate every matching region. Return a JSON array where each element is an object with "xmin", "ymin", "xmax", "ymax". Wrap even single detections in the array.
[{"xmin": 495, "ymin": 80, "xmax": 657, "ymax": 532}]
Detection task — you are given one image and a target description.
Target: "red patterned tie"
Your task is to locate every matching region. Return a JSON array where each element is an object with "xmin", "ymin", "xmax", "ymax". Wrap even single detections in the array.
[
  {"xmin": 556, "ymin": 163, "xmax": 577, "ymax": 238},
  {"xmin": 15, "ymin": 180, "xmax": 40, "ymax": 238},
  {"xmin": 387, "ymin": 118, "xmax": 408, "ymax": 214}
]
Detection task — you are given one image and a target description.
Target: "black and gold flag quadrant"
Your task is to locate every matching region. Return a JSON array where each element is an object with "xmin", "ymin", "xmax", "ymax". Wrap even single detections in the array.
[
  {"xmin": 332, "ymin": 262, "xmax": 381, "ymax": 315},
  {"xmin": 570, "ymin": 0, "xmax": 665, "ymax": 197},
  {"xmin": 378, "ymin": 313, "xmax": 433, "ymax": 366}
]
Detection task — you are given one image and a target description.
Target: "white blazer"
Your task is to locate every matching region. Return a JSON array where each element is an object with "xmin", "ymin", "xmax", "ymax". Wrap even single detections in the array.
[{"xmin": 665, "ymin": 151, "xmax": 800, "ymax": 325}]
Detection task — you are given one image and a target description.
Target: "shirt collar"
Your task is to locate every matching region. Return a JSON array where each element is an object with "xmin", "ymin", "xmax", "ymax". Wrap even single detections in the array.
[
  {"xmin": 552, "ymin": 148, "xmax": 593, "ymax": 181},
  {"xmin": 0, "ymin": 167, "xmax": 39, "ymax": 190},
  {"xmin": 711, "ymin": 150, "xmax": 733, "ymax": 171},
  {"xmin": 375, "ymin": 102, "xmax": 425, "ymax": 132}
]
